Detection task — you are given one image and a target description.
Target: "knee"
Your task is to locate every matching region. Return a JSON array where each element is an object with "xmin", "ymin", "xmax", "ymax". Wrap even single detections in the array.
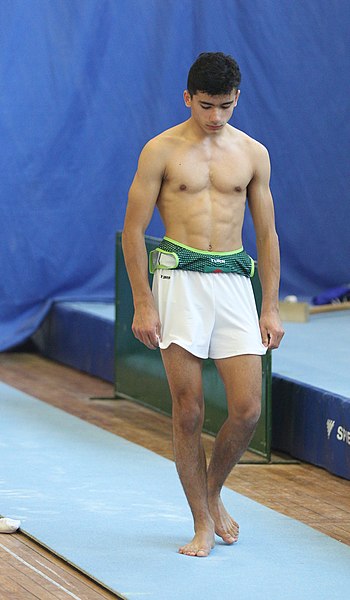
[
  {"xmin": 231, "ymin": 395, "xmax": 261, "ymax": 428},
  {"xmin": 248, "ymin": 401, "xmax": 262, "ymax": 427},
  {"xmin": 173, "ymin": 392, "xmax": 204, "ymax": 436}
]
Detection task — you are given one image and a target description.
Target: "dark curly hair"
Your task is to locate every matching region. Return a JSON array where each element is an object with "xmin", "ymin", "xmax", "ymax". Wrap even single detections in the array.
[{"xmin": 187, "ymin": 52, "xmax": 241, "ymax": 97}]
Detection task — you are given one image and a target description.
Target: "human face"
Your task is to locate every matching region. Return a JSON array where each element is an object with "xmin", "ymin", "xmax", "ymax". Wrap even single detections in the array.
[{"xmin": 183, "ymin": 89, "xmax": 240, "ymax": 134}]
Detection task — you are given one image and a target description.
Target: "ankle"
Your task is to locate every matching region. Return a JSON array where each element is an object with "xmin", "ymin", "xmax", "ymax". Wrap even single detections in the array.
[
  {"xmin": 194, "ymin": 514, "xmax": 214, "ymax": 531},
  {"xmin": 207, "ymin": 487, "xmax": 221, "ymax": 502}
]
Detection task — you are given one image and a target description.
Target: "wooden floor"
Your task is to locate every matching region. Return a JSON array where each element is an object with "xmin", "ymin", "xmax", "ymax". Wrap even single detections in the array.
[{"xmin": 0, "ymin": 351, "xmax": 349, "ymax": 599}]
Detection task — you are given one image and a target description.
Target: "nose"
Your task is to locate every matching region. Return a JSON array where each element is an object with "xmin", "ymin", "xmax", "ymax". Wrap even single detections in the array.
[{"xmin": 209, "ymin": 108, "xmax": 221, "ymax": 124}]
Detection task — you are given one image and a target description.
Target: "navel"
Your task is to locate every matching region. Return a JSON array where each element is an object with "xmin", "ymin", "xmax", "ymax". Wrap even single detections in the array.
[{"xmin": 208, "ymin": 243, "xmax": 212, "ymax": 251}]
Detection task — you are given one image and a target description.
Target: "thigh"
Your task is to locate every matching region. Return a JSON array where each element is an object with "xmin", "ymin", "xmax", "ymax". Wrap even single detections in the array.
[
  {"xmin": 161, "ymin": 343, "xmax": 204, "ymax": 410},
  {"xmin": 214, "ymin": 354, "xmax": 262, "ymax": 417}
]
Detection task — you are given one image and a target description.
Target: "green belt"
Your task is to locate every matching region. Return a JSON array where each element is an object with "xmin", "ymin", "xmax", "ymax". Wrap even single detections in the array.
[{"xmin": 149, "ymin": 237, "xmax": 254, "ymax": 277}]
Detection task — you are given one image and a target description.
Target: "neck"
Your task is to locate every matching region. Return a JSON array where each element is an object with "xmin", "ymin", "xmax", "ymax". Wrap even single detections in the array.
[{"xmin": 186, "ymin": 117, "xmax": 227, "ymax": 141}]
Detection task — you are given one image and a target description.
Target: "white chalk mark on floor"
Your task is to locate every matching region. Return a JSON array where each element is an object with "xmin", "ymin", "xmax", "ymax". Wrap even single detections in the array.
[{"xmin": 0, "ymin": 542, "xmax": 82, "ymax": 599}]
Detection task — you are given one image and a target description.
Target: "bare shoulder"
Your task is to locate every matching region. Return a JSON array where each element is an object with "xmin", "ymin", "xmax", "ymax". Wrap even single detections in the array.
[
  {"xmin": 141, "ymin": 123, "xmax": 185, "ymax": 156},
  {"xmin": 236, "ymin": 130, "xmax": 271, "ymax": 185},
  {"xmin": 231, "ymin": 127, "xmax": 270, "ymax": 162},
  {"xmin": 134, "ymin": 124, "xmax": 186, "ymax": 183},
  {"xmin": 249, "ymin": 138, "xmax": 270, "ymax": 171},
  {"xmin": 136, "ymin": 132, "xmax": 171, "ymax": 177}
]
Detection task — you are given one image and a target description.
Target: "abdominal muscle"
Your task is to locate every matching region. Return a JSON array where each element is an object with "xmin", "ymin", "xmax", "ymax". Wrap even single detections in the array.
[{"xmin": 157, "ymin": 189, "xmax": 246, "ymax": 253}]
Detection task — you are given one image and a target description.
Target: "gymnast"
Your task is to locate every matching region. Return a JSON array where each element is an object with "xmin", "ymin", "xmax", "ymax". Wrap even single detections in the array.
[{"xmin": 122, "ymin": 52, "xmax": 284, "ymax": 557}]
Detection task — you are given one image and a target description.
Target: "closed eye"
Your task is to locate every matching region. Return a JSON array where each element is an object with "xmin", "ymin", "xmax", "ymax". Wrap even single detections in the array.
[{"xmin": 199, "ymin": 103, "xmax": 233, "ymax": 110}]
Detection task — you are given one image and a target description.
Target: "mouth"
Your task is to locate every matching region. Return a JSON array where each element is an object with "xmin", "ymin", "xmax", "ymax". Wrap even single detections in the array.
[{"xmin": 207, "ymin": 124, "xmax": 224, "ymax": 131}]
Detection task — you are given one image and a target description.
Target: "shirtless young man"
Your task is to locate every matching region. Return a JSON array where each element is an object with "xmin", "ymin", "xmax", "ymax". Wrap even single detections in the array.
[{"xmin": 122, "ymin": 52, "xmax": 284, "ymax": 557}]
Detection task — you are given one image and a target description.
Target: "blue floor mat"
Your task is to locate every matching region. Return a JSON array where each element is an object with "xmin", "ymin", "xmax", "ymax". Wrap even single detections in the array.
[{"xmin": 1, "ymin": 381, "xmax": 350, "ymax": 600}]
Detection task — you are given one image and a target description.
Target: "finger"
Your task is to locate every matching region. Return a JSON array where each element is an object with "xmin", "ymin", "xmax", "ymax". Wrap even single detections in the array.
[
  {"xmin": 144, "ymin": 334, "xmax": 159, "ymax": 349},
  {"xmin": 143, "ymin": 330, "xmax": 160, "ymax": 350},
  {"xmin": 147, "ymin": 327, "xmax": 161, "ymax": 348},
  {"xmin": 268, "ymin": 336, "xmax": 277, "ymax": 350},
  {"xmin": 260, "ymin": 327, "xmax": 270, "ymax": 347},
  {"xmin": 268, "ymin": 331, "xmax": 283, "ymax": 350},
  {"xmin": 132, "ymin": 327, "xmax": 155, "ymax": 349}
]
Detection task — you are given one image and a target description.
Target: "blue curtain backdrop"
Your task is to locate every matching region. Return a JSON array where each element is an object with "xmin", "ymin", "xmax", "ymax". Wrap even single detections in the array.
[{"xmin": 1, "ymin": 0, "xmax": 349, "ymax": 350}]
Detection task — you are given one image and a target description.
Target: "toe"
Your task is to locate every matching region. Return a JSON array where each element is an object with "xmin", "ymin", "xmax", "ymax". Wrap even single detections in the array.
[
  {"xmin": 222, "ymin": 533, "xmax": 235, "ymax": 544},
  {"xmin": 179, "ymin": 546, "xmax": 195, "ymax": 556},
  {"xmin": 179, "ymin": 544, "xmax": 211, "ymax": 557}
]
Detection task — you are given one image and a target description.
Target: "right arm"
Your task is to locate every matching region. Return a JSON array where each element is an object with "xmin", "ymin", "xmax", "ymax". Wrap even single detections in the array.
[{"xmin": 122, "ymin": 139, "xmax": 166, "ymax": 349}]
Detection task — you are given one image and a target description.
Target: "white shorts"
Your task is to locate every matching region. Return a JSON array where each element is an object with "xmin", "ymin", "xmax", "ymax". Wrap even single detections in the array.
[{"xmin": 152, "ymin": 270, "xmax": 267, "ymax": 359}]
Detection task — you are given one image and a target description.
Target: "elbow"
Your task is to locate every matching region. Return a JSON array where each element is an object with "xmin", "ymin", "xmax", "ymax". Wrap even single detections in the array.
[
  {"xmin": 122, "ymin": 221, "xmax": 135, "ymax": 241},
  {"xmin": 121, "ymin": 228, "xmax": 132, "ymax": 252},
  {"xmin": 256, "ymin": 228, "xmax": 279, "ymax": 248},
  {"xmin": 121, "ymin": 229, "xmax": 134, "ymax": 254},
  {"xmin": 121, "ymin": 225, "xmax": 145, "ymax": 252}
]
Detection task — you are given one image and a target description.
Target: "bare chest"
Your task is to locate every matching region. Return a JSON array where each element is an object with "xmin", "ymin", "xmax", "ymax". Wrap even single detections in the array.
[{"xmin": 163, "ymin": 144, "xmax": 252, "ymax": 195}]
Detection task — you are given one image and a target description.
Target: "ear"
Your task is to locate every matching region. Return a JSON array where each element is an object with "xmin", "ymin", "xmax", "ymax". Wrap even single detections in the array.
[
  {"xmin": 234, "ymin": 90, "xmax": 240, "ymax": 107},
  {"xmin": 183, "ymin": 90, "xmax": 192, "ymax": 108}
]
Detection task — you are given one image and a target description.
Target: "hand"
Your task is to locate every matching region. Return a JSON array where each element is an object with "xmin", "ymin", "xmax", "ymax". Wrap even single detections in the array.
[
  {"xmin": 259, "ymin": 309, "xmax": 284, "ymax": 350},
  {"xmin": 132, "ymin": 302, "xmax": 161, "ymax": 350}
]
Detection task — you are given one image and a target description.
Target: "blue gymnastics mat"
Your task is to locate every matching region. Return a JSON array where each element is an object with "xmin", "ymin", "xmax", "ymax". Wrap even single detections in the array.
[
  {"xmin": 272, "ymin": 311, "xmax": 350, "ymax": 478},
  {"xmin": 1, "ymin": 382, "xmax": 350, "ymax": 600},
  {"xmin": 32, "ymin": 301, "xmax": 115, "ymax": 382},
  {"xmin": 273, "ymin": 311, "xmax": 350, "ymax": 398}
]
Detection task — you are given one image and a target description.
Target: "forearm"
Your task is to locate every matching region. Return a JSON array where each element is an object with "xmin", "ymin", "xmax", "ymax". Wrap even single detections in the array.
[
  {"xmin": 121, "ymin": 229, "xmax": 154, "ymax": 309},
  {"xmin": 256, "ymin": 230, "xmax": 281, "ymax": 313}
]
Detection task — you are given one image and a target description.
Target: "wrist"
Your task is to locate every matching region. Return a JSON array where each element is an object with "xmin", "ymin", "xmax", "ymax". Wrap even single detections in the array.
[
  {"xmin": 261, "ymin": 303, "xmax": 279, "ymax": 315},
  {"xmin": 134, "ymin": 294, "xmax": 155, "ymax": 309}
]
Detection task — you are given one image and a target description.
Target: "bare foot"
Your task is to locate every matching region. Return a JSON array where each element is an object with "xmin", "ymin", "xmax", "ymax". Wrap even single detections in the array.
[
  {"xmin": 208, "ymin": 496, "xmax": 239, "ymax": 544},
  {"xmin": 179, "ymin": 523, "xmax": 215, "ymax": 557}
]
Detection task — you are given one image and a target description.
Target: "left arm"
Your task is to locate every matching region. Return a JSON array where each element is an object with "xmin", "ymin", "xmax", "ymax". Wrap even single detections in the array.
[{"xmin": 247, "ymin": 142, "xmax": 284, "ymax": 349}]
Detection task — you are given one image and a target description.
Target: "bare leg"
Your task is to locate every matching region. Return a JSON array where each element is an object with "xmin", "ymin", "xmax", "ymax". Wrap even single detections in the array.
[
  {"xmin": 161, "ymin": 344, "xmax": 215, "ymax": 557},
  {"xmin": 207, "ymin": 354, "xmax": 262, "ymax": 544}
]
